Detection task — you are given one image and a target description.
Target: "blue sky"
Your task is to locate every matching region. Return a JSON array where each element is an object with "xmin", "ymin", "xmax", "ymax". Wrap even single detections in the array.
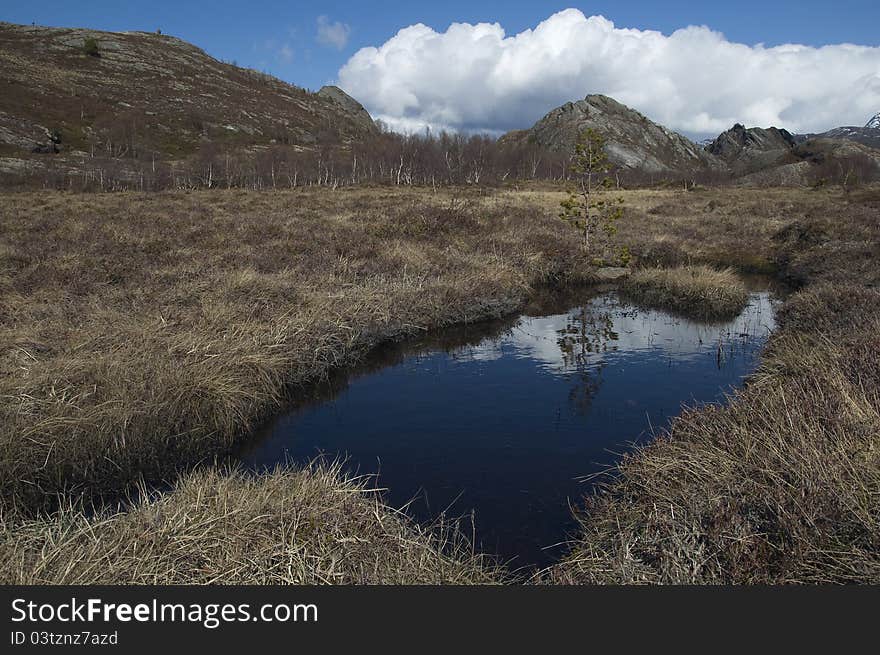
[
  {"xmin": 2, "ymin": 2, "xmax": 879, "ymax": 135},
  {"xmin": 3, "ymin": 1, "xmax": 878, "ymax": 91}
]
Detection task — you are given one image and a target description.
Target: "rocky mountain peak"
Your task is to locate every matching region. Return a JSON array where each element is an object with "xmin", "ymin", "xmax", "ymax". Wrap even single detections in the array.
[
  {"xmin": 704, "ymin": 124, "xmax": 797, "ymax": 176},
  {"xmin": 706, "ymin": 124, "xmax": 796, "ymax": 156},
  {"xmin": 866, "ymin": 112, "xmax": 880, "ymax": 129},
  {"xmin": 500, "ymin": 93, "xmax": 722, "ymax": 176}
]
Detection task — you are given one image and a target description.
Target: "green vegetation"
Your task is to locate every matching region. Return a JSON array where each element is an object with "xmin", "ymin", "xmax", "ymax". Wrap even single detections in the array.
[
  {"xmin": 559, "ymin": 128, "xmax": 624, "ymax": 258},
  {"xmin": 82, "ymin": 37, "xmax": 100, "ymax": 57},
  {"xmin": 622, "ymin": 265, "xmax": 748, "ymax": 319}
]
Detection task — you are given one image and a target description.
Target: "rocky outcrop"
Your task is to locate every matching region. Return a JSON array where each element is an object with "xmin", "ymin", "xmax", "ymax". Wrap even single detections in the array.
[
  {"xmin": 500, "ymin": 94, "xmax": 723, "ymax": 177},
  {"xmin": 706, "ymin": 112, "xmax": 880, "ymax": 184},
  {"xmin": 866, "ymin": 112, "xmax": 880, "ymax": 130},
  {"xmin": 704, "ymin": 124, "xmax": 797, "ymax": 176},
  {"xmin": 318, "ymin": 86, "xmax": 377, "ymax": 134}
]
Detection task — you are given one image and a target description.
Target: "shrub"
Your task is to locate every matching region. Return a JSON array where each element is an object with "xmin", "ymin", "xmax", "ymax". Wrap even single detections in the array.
[{"xmin": 83, "ymin": 37, "xmax": 100, "ymax": 57}]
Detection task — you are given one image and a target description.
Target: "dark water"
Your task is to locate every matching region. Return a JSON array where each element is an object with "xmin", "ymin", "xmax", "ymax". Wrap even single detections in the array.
[{"xmin": 237, "ymin": 285, "xmax": 778, "ymax": 568}]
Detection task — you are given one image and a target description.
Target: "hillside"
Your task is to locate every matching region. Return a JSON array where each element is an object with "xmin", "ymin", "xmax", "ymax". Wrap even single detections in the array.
[
  {"xmin": 791, "ymin": 112, "xmax": 880, "ymax": 150},
  {"xmin": 701, "ymin": 115, "xmax": 880, "ymax": 185},
  {"xmin": 705, "ymin": 124, "xmax": 797, "ymax": 176},
  {"xmin": 0, "ymin": 22, "xmax": 376, "ymax": 161},
  {"xmin": 500, "ymin": 94, "xmax": 724, "ymax": 178},
  {"xmin": 794, "ymin": 125, "xmax": 880, "ymax": 150}
]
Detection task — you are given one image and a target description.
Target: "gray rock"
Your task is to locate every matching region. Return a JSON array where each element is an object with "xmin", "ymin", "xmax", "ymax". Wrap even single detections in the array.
[{"xmin": 317, "ymin": 86, "xmax": 377, "ymax": 134}]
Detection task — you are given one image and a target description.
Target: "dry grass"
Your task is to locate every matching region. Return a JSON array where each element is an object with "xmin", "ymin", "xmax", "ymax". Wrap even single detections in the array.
[
  {"xmin": 622, "ymin": 265, "xmax": 748, "ymax": 319},
  {"xmin": 3, "ymin": 183, "xmax": 880, "ymax": 585},
  {"xmin": 547, "ymin": 186, "xmax": 880, "ymax": 584},
  {"xmin": 0, "ymin": 461, "xmax": 503, "ymax": 584},
  {"xmin": 0, "ymin": 187, "xmax": 589, "ymax": 511},
  {"xmin": 513, "ymin": 185, "xmax": 798, "ymax": 272}
]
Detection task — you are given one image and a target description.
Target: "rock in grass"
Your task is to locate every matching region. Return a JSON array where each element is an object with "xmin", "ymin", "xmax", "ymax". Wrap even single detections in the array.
[{"xmin": 622, "ymin": 265, "xmax": 748, "ymax": 320}]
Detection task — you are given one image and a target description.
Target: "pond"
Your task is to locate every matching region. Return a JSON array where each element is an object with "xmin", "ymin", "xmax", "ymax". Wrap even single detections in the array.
[{"xmin": 236, "ymin": 284, "xmax": 779, "ymax": 568}]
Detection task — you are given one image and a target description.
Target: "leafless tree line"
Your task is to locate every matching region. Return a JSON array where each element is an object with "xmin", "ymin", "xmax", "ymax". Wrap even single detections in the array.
[
  {"xmin": 14, "ymin": 118, "xmax": 742, "ymax": 191},
  {"xmin": 18, "ymin": 125, "xmax": 877, "ymax": 192}
]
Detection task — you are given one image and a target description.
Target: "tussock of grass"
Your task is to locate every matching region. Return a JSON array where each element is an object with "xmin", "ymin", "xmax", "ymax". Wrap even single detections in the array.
[
  {"xmin": 622, "ymin": 265, "xmax": 748, "ymax": 319},
  {"xmin": 0, "ymin": 462, "xmax": 504, "ymax": 584}
]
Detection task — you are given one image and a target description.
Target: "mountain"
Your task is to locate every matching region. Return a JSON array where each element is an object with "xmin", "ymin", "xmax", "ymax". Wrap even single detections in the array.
[
  {"xmin": 703, "ymin": 114, "xmax": 880, "ymax": 184},
  {"xmin": 0, "ymin": 22, "xmax": 376, "ymax": 159},
  {"xmin": 704, "ymin": 124, "xmax": 797, "ymax": 176},
  {"xmin": 500, "ymin": 94, "xmax": 723, "ymax": 177},
  {"xmin": 793, "ymin": 112, "xmax": 880, "ymax": 150},
  {"xmin": 794, "ymin": 127, "xmax": 880, "ymax": 150}
]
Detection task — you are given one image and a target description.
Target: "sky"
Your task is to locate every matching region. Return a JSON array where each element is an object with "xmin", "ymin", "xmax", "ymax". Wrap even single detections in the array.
[{"xmin": 2, "ymin": 1, "xmax": 879, "ymax": 137}]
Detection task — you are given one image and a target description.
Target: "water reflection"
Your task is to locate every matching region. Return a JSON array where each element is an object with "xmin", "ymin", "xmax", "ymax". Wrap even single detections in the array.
[{"xmin": 237, "ymin": 287, "xmax": 778, "ymax": 568}]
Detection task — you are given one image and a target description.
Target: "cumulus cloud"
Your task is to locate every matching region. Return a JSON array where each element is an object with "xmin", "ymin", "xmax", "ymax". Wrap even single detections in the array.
[
  {"xmin": 337, "ymin": 8, "xmax": 880, "ymax": 136},
  {"xmin": 316, "ymin": 15, "xmax": 351, "ymax": 50}
]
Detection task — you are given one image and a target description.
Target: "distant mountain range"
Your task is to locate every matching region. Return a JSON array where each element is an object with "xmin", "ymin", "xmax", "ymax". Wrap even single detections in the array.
[
  {"xmin": 0, "ymin": 20, "xmax": 877, "ymax": 187},
  {"xmin": 706, "ymin": 123, "xmax": 880, "ymax": 186},
  {"xmin": 500, "ymin": 96, "xmax": 880, "ymax": 183},
  {"xmin": 794, "ymin": 124, "xmax": 880, "ymax": 150},
  {"xmin": 704, "ymin": 124, "xmax": 797, "ymax": 176}
]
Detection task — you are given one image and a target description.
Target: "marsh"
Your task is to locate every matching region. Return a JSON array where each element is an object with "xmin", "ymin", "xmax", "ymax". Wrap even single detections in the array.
[{"xmin": 239, "ymin": 286, "xmax": 778, "ymax": 567}]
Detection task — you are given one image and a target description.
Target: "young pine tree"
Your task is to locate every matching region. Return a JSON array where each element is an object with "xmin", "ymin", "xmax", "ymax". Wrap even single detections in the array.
[{"xmin": 559, "ymin": 128, "xmax": 624, "ymax": 259}]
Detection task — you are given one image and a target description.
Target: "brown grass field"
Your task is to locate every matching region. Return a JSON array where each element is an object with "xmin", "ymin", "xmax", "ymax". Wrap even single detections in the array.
[{"xmin": 1, "ymin": 183, "xmax": 879, "ymax": 584}]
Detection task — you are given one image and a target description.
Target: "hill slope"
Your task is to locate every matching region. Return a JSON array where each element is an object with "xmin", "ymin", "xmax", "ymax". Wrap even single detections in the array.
[
  {"xmin": 500, "ymin": 94, "xmax": 723, "ymax": 178},
  {"xmin": 798, "ymin": 126, "xmax": 880, "ymax": 150},
  {"xmin": 0, "ymin": 22, "xmax": 376, "ymax": 159},
  {"xmin": 793, "ymin": 113, "xmax": 880, "ymax": 150},
  {"xmin": 705, "ymin": 124, "xmax": 797, "ymax": 176}
]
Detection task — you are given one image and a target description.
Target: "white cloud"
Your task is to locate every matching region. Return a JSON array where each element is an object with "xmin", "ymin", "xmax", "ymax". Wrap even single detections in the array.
[
  {"xmin": 337, "ymin": 8, "xmax": 880, "ymax": 136},
  {"xmin": 278, "ymin": 43, "xmax": 294, "ymax": 63},
  {"xmin": 316, "ymin": 15, "xmax": 351, "ymax": 50}
]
